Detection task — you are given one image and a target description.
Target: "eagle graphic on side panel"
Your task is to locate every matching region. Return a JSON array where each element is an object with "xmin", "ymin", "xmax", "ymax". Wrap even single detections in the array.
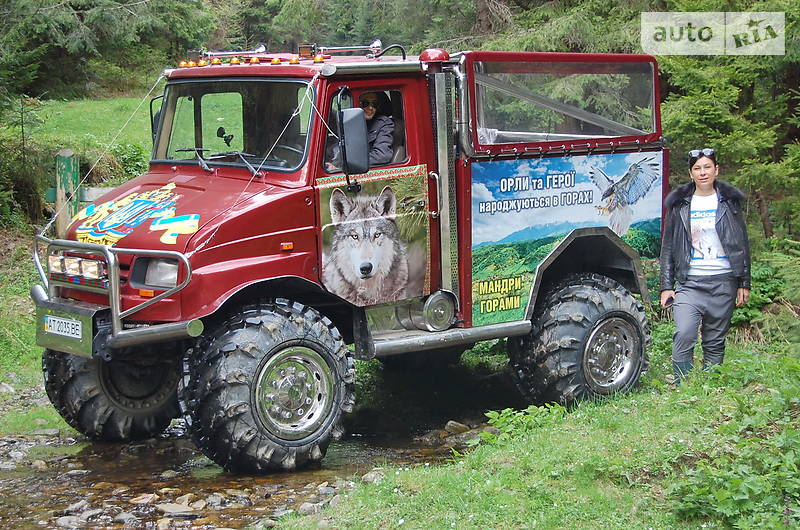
[{"xmin": 589, "ymin": 156, "xmax": 661, "ymax": 236}]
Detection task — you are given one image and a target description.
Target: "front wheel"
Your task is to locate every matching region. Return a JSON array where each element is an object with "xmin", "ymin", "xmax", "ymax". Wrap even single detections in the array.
[
  {"xmin": 509, "ymin": 273, "xmax": 650, "ymax": 406},
  {"xmin": 183, "ymin": 299, "xmax": 355, "ymax": 473},
  {"xmin": 42, "ymin": 349, "xmax": 181, "ymax": 440}
]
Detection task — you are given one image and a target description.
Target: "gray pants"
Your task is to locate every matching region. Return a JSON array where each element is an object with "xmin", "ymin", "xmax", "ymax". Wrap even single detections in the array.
[{"xmin": 672, "ymin": 274, "xmax": 738, "ymax": 366}]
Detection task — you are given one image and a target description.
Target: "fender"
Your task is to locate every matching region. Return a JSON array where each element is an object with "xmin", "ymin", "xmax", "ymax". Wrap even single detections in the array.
[{"xmin": 526, "ymin": 226, "xmax": 650, "ymax": 320}]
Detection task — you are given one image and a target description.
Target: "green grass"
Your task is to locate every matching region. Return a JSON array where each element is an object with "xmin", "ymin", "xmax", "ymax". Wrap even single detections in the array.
[
  {"xmin": 0, "ymin": 229, "xmax": 75, "ymax": 435},
  {"xmin": 280, "ymin": 324, "xmax": 800, "ymax": 529},
  {"xmin": 33, "ymin": 96, "xmax": 156, "ymax": 149}
]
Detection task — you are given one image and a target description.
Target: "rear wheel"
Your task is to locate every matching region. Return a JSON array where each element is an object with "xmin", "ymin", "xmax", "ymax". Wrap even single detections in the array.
[
  {"xmin": 42, "ymin": 348, "xmax": 181, "ymax": 440},
  {"xmin": 509, "ymin": 273, "xmax": 650, "ymax": 406},
  {"xmin": 182, "ymin": 299, "xmax": 355, "ymax": 473}
]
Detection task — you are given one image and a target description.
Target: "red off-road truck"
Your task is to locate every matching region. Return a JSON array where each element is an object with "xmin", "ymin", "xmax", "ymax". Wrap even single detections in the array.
[{"xmin": 32, "ymin": 42, "xmax": 666, "ymax": 472}]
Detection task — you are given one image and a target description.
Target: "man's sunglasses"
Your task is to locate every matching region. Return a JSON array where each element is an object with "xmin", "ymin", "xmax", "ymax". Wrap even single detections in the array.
[
  {"xmin": 688, "ymin": 148, "xmax": 716, "ymax": 159},
  {"xmin": 359, "ymin": 100, "xmax": 379, "ymax": 109}
]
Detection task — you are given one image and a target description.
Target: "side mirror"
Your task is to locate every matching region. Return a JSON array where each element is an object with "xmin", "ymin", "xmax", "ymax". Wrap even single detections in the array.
[
  {"xmin": 150, "ymin": 95, "xmax": 164, "ymax": 144},
  {"xmin": 338, "ymin": 107, "xmax": 369, "ymax": 176}
]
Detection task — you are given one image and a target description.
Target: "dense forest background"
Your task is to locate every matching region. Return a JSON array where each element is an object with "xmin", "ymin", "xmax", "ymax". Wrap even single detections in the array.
[{"xmin": 0, "ymin": 0, "xmax": 798, "ymax": 239}]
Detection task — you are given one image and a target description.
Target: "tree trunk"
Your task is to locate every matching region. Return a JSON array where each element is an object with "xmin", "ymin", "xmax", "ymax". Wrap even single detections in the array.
[{"xmin": 754, "ymin": 192, "xmax": 774, "ymax": 238}]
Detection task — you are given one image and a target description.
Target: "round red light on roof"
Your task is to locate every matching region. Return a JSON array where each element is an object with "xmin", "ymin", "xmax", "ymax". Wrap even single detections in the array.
[{"xmin": 420, "ymin": 48, "xmax": 450, "ymax": 62}]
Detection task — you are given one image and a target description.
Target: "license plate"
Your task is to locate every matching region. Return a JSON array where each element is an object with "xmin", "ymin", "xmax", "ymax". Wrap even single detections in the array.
[{"xmin": 43, "ymin": 315, "xmax": 82, "ymax": 340}]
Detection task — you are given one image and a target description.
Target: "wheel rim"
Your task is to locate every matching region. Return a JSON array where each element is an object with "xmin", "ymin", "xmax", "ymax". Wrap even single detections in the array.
[
  {"xmin": 583, "ymin": 316, "xmax": 641, "ymax": 393},
  {"xmin": 254, "ymin": 346, "xmax": 335, "ymax": 441},
  {"xmin": 100, "ymin": 358, "xmax": 179, "ymax": 411}
]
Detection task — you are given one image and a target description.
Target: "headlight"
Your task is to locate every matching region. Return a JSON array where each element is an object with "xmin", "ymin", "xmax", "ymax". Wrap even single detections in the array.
[
  {"xmin": 63, "ymin": 257, "xmax": 82, "ymax": 276},
  {"xmin": 80, "ymin": 259, "xmax": 103, "ymax": 280},
  {"xmin": 47, "ymin": 255, "xmax": 64, "ymax": 274},
  {"xmin": 144, "ymin": 259, "xmax": 179, "ymax": 288}
]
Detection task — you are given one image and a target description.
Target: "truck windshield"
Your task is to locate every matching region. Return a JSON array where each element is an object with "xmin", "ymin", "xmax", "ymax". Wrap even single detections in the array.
[
  {"xmin": 473, "ymin": 61, "xmax": 655, "ymax": 144},
  {"xmin": 154, "ymin": 79, "xmax": 312, "ymax": 171}
]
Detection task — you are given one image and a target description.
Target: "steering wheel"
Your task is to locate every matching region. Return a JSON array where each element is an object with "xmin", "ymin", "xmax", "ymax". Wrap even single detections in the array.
[{"xmin": 273, "ymin": 144, "xmax": 304, "ymax": 157}]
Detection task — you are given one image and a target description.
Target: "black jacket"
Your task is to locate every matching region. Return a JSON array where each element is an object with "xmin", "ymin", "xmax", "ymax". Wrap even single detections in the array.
[
  {"xmin": 366, "ymin": 114, "xmax": 394, "ymax": 167},
  {"xmin": 660, "ymin": 180, "xmax": 751, "ymax": 290}
]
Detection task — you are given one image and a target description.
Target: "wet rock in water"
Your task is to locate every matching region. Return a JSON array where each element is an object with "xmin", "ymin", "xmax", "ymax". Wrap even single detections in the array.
[
  {"xmin": 78, "ymin": 509, "xmax": 103, "ymax": 522},
  {"xmin": 225, "ymin": 488, "xmax": 249, "ymax": 497},
  {"xmin": 205, "ymin": 493, "xmax": 226, "ymax": 507},
  {"xmin": 328, "ymin": 494, "xmax": 342, "ymax": 508},
  {"xmin": 415, "ymin": 429, "xmax": 449, "ymax": 446},
  {"xmin": 158, "ymin": 487, "xmax": 181, "ymax": 495},
  {"xmin": 111, "ymin": 486, "xmax": 130, "ymax": 495},
  {"xmin": 156, "ymin": 503, "xmax": 197, "ymax": 516},
  {"xmin": 361, "ymin": 470, "xmax": 385, "ymax": 485},
  {"xmin": 65, "ymin": 500, "xmax": 89, "ymax": 514},
  {"xmin": 175, "ymin": 493, "xmax": 196, "ymax": 505},
  {"xmin": 61, "ymin": 469, "xmax": 91, "ymax": 479},
  {"xmin": 31, "ymin": 459, "xmax": 47, "ymax": 470},
  {"xmin": 55, "ymin": 515, "xmax": 82, "ymax": 528},
  {"xmin": 255, "ymin": 484, "xmax": 280, "ymax": 498},
  {"xmin": 190, "ymin": 500, "xmax": 207, "ymax": 510},
  {"xmin": 91, "ymin": 481, "xmax": 114, "ymax": 489},
  {"xmin": 156, "ymin": 518, "xmax": 171, "ymax": 530},
  {"xmin": 298, "ymin": 502, "xmax": 322, "ymax": 515},
  {"xmin": 129, "ymin": 493, "xmax": 160, "ymax": 505},
  {"xmin": 0, "ymin": 382, "xmax": 15, "ymax": 393},
  {"xmin": 159, "ymin": 469, "xmax": 180, "ymax": 479},
  {"xmin": 444, "ymin": 420, "xmax": 471, "ymax": 434},
  {"xmin": 273, "ymin": 508, "xmax": 294, "ymax": 518},
  {"xmin": 443, "ymin": 425, "xmax": 500, "ymax": 449},
  {"xmin": 113, "ymin": 512, "xmax": 139, "ymax": 525},
  {"xmin": 318, "ymin": 486, "xmax": 336, "ymax": 496},
  {"xmin": 0, "ymin": 461, "xmax": 18, "ymax": 471}
]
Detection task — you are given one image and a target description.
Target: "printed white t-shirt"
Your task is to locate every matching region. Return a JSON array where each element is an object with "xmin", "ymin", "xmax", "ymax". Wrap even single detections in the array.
[{"xmin": 688, "ymin": 193, "xmax": 732, "ymax": 275}]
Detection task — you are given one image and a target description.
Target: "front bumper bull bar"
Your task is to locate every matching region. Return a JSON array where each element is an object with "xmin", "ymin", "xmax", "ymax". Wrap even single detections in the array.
[{"xmin": 32, "ymin": 234, "xmax": 203, "ymax": 356}]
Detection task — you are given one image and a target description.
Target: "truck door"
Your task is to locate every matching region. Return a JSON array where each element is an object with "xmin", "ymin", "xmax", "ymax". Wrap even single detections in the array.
[
  {"xmin": 459, "ymin": 51, "xmax": 665, "ymax": 327},
  {"xmin": 316, "ymin": 79, "xmax": 434, "ymax": 309}
]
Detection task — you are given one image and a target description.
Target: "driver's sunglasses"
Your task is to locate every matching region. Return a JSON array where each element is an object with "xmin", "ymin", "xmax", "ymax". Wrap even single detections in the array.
[
  {"xmin": 688, "ymin": 148, "xmax": 716, "ymax": 159},
  {"xmin": 359, "ymin": 100, "xmax": 379, "ymax": 109}
]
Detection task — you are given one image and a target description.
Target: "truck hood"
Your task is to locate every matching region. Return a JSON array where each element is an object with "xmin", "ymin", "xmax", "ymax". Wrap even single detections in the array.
[{"xmin": 67, "ymin": 170, "xmax": 267, "ymax": 252}]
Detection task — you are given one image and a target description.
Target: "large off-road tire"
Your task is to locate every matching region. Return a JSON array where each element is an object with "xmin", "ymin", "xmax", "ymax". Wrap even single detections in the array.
[
  {"xmin": 182, "ymin": 299, "xmax": 355, "ymax": 473},
  {"xmin": 509, "ymin": 273, "xmax": 650, "ymax": 406},
  {"xmin": 42, "ymin": 349, "xmax": 181, "ymax": 440},
  {"xmin": 379, "ymin": 344, "xmax": 471, "ymax": 371}
]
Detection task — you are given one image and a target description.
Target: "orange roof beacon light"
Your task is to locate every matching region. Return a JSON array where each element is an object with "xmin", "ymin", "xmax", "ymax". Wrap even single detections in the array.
[
  {"xmin": 178, "ymin": 60, "xmax": 188, "ymax": 68},
  {"xmin": 271, "ymin": 57, "xmax": 282, "ymax": 65},
  {"xmin": 249, "ymin": 56, "xmax": 260, "ymax": 64},
  {"xmin": 211, "ymin": 57, "xmax": 222, "ymax": 65},
  {"xmin": 187, "ymin": 60, "xmax": 197, "ymax": 67},
  {"xmin": 289, "ymin": 57, "xmax": 300, "ymax": 64},
  {"xmin": 313, "ymin": 54, "xmax": 325, "ymax": 63},
  {"xmin": 230, "ymin": 56, "xmax": 241, "ymax": 64},
  {"xmin": 198, "ymin": 59, "xmax": 208, "ymax": 66}
]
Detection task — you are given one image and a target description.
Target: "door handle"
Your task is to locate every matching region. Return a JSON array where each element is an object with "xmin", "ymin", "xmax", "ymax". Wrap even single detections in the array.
[{"xmin": 429, "ymin": 171, "xmax": 441, "ymax": 218}]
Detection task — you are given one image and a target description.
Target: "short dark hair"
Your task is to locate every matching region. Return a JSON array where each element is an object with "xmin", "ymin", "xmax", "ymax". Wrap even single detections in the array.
[{"xmin": 688, "ymin": 147, "xmax": 718, "ymax": 168}]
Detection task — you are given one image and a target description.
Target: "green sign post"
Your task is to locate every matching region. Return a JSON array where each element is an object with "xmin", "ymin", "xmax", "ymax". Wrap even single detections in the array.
[{"xmin": 55, "ymin": 149, "xmax": 79, "ymax": 238}]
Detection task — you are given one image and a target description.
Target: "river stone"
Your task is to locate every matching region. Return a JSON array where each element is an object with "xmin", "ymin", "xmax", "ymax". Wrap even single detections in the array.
[
  {"xmin": 159, "ymin": 470, "xmax": 180, "ymax": 479},
  {"xmin": 113, "ymin": 512, "xmax": 139, "ymax": 525},
  {"xmin": 298, "ymin": 502, "xmax": 321, "ymax": 515},
  {"xmin": 328, "ymin": 495, "xmax": 342, "ymax": 508},
  {"xmin": 111, "ymin": 486, "xmax": 130, "ymax": 495},
  {"xmin": 206, "ymin": 493, "xmax": 226, "ymax": 506},
  {"xmin": 31, "ymin": 459, "xmax": 47, "ymax": 470},
  {"xmin": 156, "ymin": 518, "xmax": 171, "ymax": 530},
  {"xmin": 32, "ymin": 429, "xmax": 60, "ymax": 437},
  {"xmin": 190, "ymin": 500, "xmax": 207, "ymax": 510},
  {"xmin": 65, "ymin": 500, "xmax": 89, "ymax": 514},
  {"xmin": 0, "ymin": 382, "xmax": 15, "ymax": 393},
  {"xmin": 156, "ymin": 502, "xmax": 196, "ymax": 515},
  {"xmin": 272, "ymin": 508, "xmax": 294, "ymax": 518},
  {"xmin": 55, "ymin": 515, "xmax": 81, "ymax": 528},
  {"xmin": 62, "ymin": 469, "xmax": 90, "ymax": 478},
  {"xmin": 91, "ymin": 481, "xmax": 114, "ymax": 489},
  {"xmin": 129, "ymin": 493, "xmax": 159, "ymax": 505},
  {"xmin": 361, "ymin": 470, "xmax": 385, "ymax": 485},
  {"xmin": 0, "ymin": 461, "xmax": 16, "ymax": 471},
  {"xmin": 225, "ymin": 488, "xmax": 248, "ymax": 497},
  {"xmin": 257, "ymin": 519, "xmax": 277, "ymax": 528},
  {"xmin": 318, "ymin": 486, "xmax": 336, "ymax": 496},
  {"xmin": 8, "ymin": 450, "xmax": 25, "ymax": 460},
  {"xmin": 78, "ymin": 509, "xmax": 103, "ymax": 521},
  {"xmin": 175, "ymin": 493, "xmax": 196, "ymax": 505},
  {"xmin": 444, "ymin": 420, "xmax": 470, "ymax": 434}
]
